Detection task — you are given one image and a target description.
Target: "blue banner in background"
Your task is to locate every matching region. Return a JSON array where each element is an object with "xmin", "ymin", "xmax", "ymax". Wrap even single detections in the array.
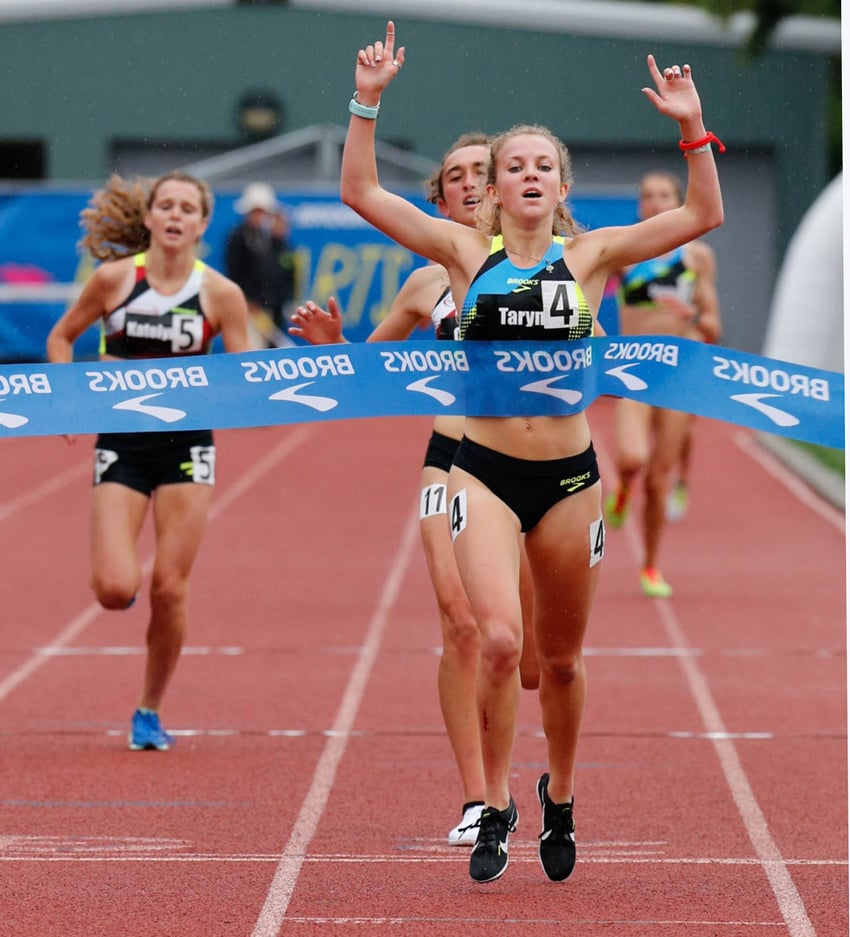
[
  {"xmin": 0, "ymin": 337, "xmax": 842, "ymax": 449},
  {"xmin": 0, "ymin": 189, "xmax": 637, "ymax": 363}
]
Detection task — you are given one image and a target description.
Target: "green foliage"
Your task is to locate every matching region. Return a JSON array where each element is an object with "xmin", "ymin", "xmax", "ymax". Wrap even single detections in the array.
[
  {"xmin": 797, "ymin": 441, "xmax": 846, "ymax": 477},
  {"xmin": 650, "ymin": 0, "xmax": 842, "ymax": 174},
  {"xmin": 651, "ymin": 0, "xmax": 840, "ymax": 55},
  {"xmin": 652, "ymin": 0, "xmax": 840, "ymax": 15}
]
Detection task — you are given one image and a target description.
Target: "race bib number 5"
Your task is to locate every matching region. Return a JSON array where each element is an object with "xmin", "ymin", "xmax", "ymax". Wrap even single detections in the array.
[
  {"xmin": 93, "ymin": 448, "xmax": 119, "ymax": 485},
  {"xmin": 172, "ymin": 313, "xmax": 204, "ymax": 353},
  {"xmin": 188, "ymin": 445, "xmax": 216, "ymax": 485}
]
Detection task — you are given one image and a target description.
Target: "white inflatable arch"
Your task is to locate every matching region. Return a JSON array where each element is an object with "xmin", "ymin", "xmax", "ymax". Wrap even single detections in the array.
[{"xmin": 762, "ymin": 173, "xmax": 843, "ymax": 372}]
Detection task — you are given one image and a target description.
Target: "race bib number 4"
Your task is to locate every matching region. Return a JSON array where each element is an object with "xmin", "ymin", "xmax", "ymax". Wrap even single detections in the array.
[
  {"xmin": 449, "ymin": 489, "xmax": 468, "ymax": 542},
  {"xmin": 589, "ymin": 516, "xmax": 605, "ymax": 568}
]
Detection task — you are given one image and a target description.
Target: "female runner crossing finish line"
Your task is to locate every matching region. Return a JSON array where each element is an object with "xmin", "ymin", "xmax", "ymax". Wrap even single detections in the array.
[{"xmin": 341, "ymin": 20, "xmax": 723, "ymax": 883}]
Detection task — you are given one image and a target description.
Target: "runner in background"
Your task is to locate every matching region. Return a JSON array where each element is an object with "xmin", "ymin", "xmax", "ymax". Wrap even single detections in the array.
[
  {"xmin": 290, "ymin": 134, "xmax": 539, "ymax": 847},
  {"xmin": 46, "ymin": 171, "xmax": 251, "ymax": 751},
  {"xmin": 604, "ymin": 170, "xmax": 721, "ymax": 598}
]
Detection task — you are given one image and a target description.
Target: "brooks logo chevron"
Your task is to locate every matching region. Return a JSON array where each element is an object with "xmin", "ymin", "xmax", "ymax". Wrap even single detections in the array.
[
  {"xmin": 728, "ymin": 393, "xmax": 801, "ymax": 428},
  {"xmin": 268, "ymin": 383, "xmax": 338, "ymax": 411},
  {"xmin": 405, "ymin": 376, "xmax": 456, "ymax": 406},
  {"xmin": 605, "ymin": 364, "xmax": 648, "ymax": 391},
  {"xmin": 0, "ymin": 403, "xmax": 28, "ymax": 428},
  {"xmin": 521, "ymin": 377, "xmax": 583, "ymax": 405},
  {"xmin": 112, "ymin": 394, "xmax": 186, "ymax": 423}
]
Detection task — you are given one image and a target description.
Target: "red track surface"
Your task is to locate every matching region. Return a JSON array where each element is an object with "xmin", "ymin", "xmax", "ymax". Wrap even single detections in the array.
[{"xmin": 0, "ymin": 401, "xmax": 846, "ymax": 936}]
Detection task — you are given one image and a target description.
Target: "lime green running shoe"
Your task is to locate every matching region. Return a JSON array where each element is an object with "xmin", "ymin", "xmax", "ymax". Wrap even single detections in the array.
[
  {"xmin": 604, "ymin": 490, "xmax": 629, "ymax": 529},
  {"xmin": 640, "ymin": 567, "xmax": 673, "ymax": 599},
  {"xmin": 640, "ymin": 566, "xmax": 673, "ymax": 599}
]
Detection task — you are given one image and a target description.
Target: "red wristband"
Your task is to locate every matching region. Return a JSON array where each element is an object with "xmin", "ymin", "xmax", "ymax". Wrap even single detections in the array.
[{"xmin": 679, "ymin": 131, "xmax": 726, "ymax": 156}]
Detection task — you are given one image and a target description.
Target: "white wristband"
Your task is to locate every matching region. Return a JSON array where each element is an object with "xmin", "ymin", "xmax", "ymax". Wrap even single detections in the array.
[{"xmin": 349, "ymin": 93, "xmax": 380, "ymax": 120}]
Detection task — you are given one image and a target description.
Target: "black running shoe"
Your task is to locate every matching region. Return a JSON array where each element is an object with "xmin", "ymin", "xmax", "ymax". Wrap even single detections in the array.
[
  {"xmin": 537, "ymin": 773, "xmax": 576, "ymax": 882},
  {"xmin": 469, "ymin": 797, "xmax": 518, "ymax": 883}
]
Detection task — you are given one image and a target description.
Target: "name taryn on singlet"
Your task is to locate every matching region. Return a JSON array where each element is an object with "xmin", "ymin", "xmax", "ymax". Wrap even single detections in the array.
[
  {"xmin": 619, "ymin": 245, "xmax": 696, "ymax": 308},
  {"xmin": 101, "ymin": 253, "xmax": 214, "ymax": 359},
  {"xmin": 459, "ymin": 235, "xmax": 593, "ymax": 342}
]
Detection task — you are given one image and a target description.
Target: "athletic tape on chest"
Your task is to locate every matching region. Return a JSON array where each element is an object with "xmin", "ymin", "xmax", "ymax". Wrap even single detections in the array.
[{"xmin": 0, "ymin": 337, "xmax": 842, "ymax": 449}]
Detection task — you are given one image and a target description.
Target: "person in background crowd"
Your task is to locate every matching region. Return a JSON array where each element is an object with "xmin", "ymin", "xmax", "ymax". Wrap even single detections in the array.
[
  {"xmin": 604, "ymin": 170, "xmax": 721, "ymax": 598},
  {"xmin": 46, "ymin": 171, "xmax": 251, "ymax": 751},
  {"xmin": 226, "ymin": 181, "xmax": 297, "ymax": 347}
]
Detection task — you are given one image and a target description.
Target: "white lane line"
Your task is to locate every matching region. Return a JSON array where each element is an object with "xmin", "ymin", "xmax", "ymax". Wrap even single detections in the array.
[
  {"xmin": 34, "ymin": 646, "xmax": 245, "ymax": 656},
  {"xmin": 251, "ymin": 505, "xmax": 420, "ymax": 937},
  {"xmin": 5, "ymin": 726, "xmax": 776, "ymax": 742},
  {"xmin": 0, "ymin": 426, "xmax": 315, "ymax": 705},
  {"xmin": 594, "ymin": 433, "xmax": 819, "ymax": 937},
  {"xmin": 0, "ymin": 458, "xmax": 90, "ymax": 523},
  {"xmin": 655, "ymin": 600, "xmax": 817, "ymax": 937},
  {"xmin": 251, "ymin": 918, "xmax": 785, "ymax": 929},
  {"xmin": 3, "ymin": 854, "xmax": 844, "ymax": 868}
]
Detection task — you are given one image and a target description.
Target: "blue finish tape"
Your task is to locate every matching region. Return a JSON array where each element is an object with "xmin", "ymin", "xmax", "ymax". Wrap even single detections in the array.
[{"xmin": 0, "ymin": 337, "xmax": 842, "ymax": 449}]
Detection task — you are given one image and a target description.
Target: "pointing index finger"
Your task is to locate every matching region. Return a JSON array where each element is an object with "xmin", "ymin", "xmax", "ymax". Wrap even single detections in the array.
[{"xmin": 646, "ymin": 53, "xmax": 664, "ymax": 89}]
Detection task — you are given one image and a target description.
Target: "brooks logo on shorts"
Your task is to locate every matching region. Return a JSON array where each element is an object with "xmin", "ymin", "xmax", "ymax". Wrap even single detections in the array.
[{"xmin": 560, "ymin": 470, "xmax": 592, "ymax": 491}]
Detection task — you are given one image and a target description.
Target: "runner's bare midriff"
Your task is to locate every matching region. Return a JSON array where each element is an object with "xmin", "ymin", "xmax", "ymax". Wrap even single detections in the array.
[{"xmin": 463, "ymin": 413, "xmax": 592, "ymax": 461}]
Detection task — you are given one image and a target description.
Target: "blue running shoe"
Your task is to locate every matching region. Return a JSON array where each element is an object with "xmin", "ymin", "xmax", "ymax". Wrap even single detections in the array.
[{"xmin": 128, "ymin": 709, "xmax": 174, "ymax": 751}]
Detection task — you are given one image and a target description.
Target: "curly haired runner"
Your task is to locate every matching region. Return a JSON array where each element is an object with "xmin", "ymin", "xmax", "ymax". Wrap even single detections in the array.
[
  {"xmin": 47, "ymin": 171, "xmax": 251, "ymax": 751},
  {"xmin": 341, "ymin": 22, "xmax": 723, "ymax": 883},
  {"xmin": 290, "ymin": 134, "xmax": 539, "ymax": 847}
]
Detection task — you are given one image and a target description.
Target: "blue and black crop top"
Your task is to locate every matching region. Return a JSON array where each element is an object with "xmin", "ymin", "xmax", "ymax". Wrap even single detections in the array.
[
  {"xmin": 459, "ymin": 235, "xmax": 592, "ymax": 342},
  {"xmin": 619, "ymin": 246, "xmax": 696, "ymax": 308}
]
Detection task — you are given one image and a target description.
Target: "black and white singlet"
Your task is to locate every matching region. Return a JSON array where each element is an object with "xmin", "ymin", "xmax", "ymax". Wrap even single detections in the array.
[{"xmin": 100, "ymin": 252, "xmax": 213, "ymax": 359}]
